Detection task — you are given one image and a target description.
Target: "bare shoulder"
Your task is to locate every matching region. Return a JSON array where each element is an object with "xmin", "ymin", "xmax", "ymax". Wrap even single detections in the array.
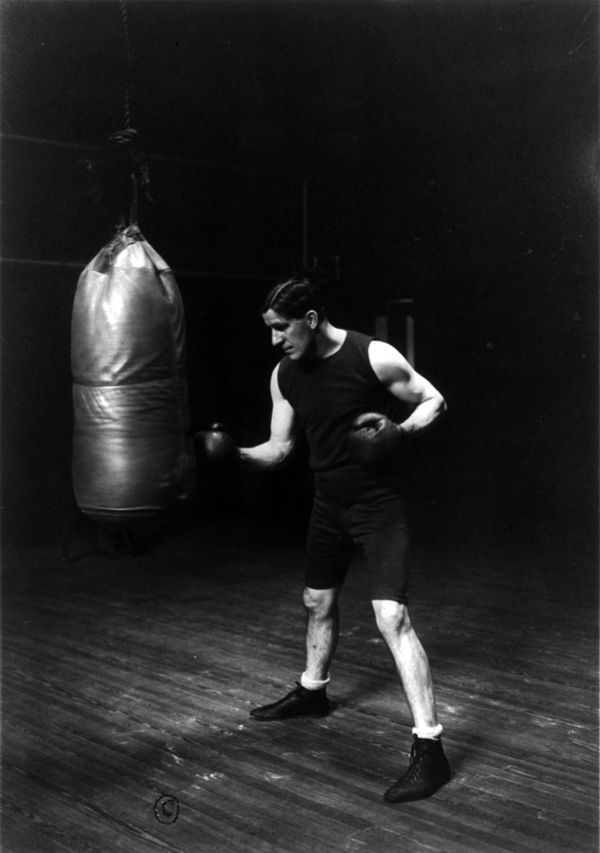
[
  {"xmin": 368, "ymin": 339, "xmax": 412, "ymax": 383},
  {"xmin": 368, "ymin": 338, "xmax": 445, "ymax": 407},
  {"xmin": 270, "ymin": 362, "xmax": 285, "ymax": 397}
]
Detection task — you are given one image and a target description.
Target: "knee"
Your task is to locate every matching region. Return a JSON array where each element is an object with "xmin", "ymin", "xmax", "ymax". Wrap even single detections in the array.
[
  {"xmin": 303, "ymin": 587, "xmax": 336, "ymax": 620},
  {"xmin": 372, "ymin": 600, "xmax": 411, "ymax": 637}
]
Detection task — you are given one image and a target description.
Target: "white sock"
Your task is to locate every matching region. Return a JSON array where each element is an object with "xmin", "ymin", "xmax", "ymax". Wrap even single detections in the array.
[
  {"xmin": 300, "ymin": 671, "xmax": 330, "ymax": 690},
  {"xmin": 412, "ymin": 723, "xmax": 443, "ymax": 740}
]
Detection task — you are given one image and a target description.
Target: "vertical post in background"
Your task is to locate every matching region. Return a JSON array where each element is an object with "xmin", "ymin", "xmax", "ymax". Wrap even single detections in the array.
[
  {"xmin": 301, "ymin": 178, "xmax": 308, "ymax": 269},
  {"xmin": 374, "ymin": 315, "xmax": 389, "ymax": 342},
  {"xmin": 405, "ymin": 306, "xmax": 415, "ymax": 365},
  {"xmin": 374, "ymin": 298, "xmax": 415, "ymax": 365}
]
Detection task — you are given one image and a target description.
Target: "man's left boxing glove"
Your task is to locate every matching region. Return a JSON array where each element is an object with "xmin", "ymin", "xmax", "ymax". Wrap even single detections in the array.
[{"xmin": 348, "ymin": 412, "xmax": 405, "ymax": 469}]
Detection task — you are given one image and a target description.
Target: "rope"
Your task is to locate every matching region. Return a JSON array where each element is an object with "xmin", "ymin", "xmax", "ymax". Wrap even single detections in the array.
[
  {"xmin": 78, "ymin": 2, "xmax": 150, "ymax": 228},
  {"xmin": 106, "ymin": 129, "xmax": 142, "ymax": 228},
  {"xmin": 102, "ymin": 1, "xmax": 146, "ymax": 227},
  {"xmin": 119, "ymin": 0, "xmax": 134, "ymax": 129}
]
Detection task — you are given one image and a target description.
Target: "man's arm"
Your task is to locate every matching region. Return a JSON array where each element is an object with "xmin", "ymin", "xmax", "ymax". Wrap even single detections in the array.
[
  {"xmin": 368, "ymin": 340, "xmax": 446, "ymax": 437},
  {"xmin": 238, "ymin": 365, "xmax": 297, "ymax": 469}
]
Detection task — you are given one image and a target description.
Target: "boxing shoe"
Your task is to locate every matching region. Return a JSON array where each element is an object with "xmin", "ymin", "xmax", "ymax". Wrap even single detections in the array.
[
  {"xmin": 383, "ymin": 736, "xmax": 451, "ymax": 804},
  {"xmin": 250, "ymin": 683, "xmax": 329, "ymax": 721}
]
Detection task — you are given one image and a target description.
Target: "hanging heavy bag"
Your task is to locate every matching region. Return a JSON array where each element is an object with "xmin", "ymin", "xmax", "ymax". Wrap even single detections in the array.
[{"xmin": 71, "ymin": 224, "xmax": 195, "ymax": 524}]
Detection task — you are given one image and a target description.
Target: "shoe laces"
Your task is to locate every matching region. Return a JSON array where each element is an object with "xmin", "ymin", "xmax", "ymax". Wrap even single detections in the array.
[{"xmin": 403, "ymin": 737, "xmax": 440, "ymax": 784}]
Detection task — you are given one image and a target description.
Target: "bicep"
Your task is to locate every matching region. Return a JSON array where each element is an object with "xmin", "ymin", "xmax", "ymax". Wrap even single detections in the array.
[
  {"xmin": 369, "ymin": 340, "xmax": 441, "ymax": 405},
  {"xmin": 269, "ymin": 367, "xmax": 297, "ymax": 443}
]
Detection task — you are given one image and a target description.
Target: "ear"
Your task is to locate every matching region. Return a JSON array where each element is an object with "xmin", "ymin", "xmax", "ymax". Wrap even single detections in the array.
[{"xmin": 306, "ymin": 309, "xmax": 319, "ymax": 329}]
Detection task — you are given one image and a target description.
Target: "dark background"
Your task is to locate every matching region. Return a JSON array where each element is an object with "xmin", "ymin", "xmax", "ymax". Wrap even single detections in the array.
[{"xmin": 1, "ymin": 0, "xmax": 597, "ymax": 563}]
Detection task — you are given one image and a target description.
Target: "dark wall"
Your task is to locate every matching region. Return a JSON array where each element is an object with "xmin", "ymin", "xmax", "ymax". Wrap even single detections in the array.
[{"xmin": 1, "ymin": 1, "xmax": 597, "ymax": 554}]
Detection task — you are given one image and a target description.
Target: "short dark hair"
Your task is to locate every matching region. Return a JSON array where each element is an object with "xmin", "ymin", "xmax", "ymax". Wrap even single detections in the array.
[{"xmin": 261, "ymin": 276, "xmax": 326, "ymax": 321}]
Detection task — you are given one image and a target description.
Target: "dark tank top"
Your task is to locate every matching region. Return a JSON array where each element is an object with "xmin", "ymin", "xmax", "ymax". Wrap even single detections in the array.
[{"xmin": 277, "ymin": 330, "xmax": 408, "ymax": 499}]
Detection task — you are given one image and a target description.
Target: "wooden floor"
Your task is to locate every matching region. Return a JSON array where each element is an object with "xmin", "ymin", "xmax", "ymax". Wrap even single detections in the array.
[{"xmin": 2, "ymin": 513, "xmax": 598, "ymax": 853}]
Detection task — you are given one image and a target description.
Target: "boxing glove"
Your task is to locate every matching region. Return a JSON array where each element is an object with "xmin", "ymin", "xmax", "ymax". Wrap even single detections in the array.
[
  {"xmin": 194, "ymin": 423, "xmax": 237, "ymax": 462},
  {"xmin": 348, "ymin": 412, "xmax": 405, "ymax": 469}
]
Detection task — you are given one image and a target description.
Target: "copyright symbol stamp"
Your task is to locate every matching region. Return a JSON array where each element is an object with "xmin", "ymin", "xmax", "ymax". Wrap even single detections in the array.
[{"xmin": 154, "ymin": 794, "xmax": 180, "ymax": 824}]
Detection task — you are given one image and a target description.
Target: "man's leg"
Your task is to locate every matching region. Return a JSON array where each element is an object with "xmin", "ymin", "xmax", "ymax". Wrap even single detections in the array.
[
  {"xmin": 250, "ymin": 490, "xmax": 350, "ymax": 721},
  {"xmin": 372, "ymin": 600, "xmax": 438, "ymax": 729},
  {"xmin": 303, "ymin": 585, "xmax": 341, "ymax": 683},
  {"xmin": 372, "ymin": 599, "xmax": 450, "ymax": 803},
  {"xmin": 249, "ymin": 585, "xmax": 341, "ymax": 721}
]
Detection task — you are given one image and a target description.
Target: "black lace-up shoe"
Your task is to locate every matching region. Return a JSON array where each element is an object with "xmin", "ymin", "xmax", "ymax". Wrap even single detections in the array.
[
  {"xmin": 383, "ymin": 736, "xmax": 451, "ymax": 803},
  {"xmin": 250, "ymin": 683, "xmax": 329, "ymax": 721}
]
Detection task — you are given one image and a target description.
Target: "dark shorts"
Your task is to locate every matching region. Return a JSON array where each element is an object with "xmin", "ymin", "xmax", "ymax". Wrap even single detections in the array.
[{"xmin": 305, "ymin": 486, "xmax": 410, "ymax": 603}]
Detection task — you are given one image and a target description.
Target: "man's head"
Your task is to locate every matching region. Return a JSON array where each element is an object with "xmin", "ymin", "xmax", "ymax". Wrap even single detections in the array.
[
  {"xmin": 261, "ymin": 277, "xmax": 327, "ymax": 361},
  {"xmin": 261, "ymin": 277, "xmax": 326, "ymax": 322}
]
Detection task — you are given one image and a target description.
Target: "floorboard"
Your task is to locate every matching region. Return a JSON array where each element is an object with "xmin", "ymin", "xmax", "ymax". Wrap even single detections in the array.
[{"xmin": 2, "ymin": 515, "xmax": 598, "ymax": 852}]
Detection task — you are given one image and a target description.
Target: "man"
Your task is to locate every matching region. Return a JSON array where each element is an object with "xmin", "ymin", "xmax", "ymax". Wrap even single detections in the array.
[{"xmin": 237, "ymin": 276, "xmax": 451, "ymax": 804}]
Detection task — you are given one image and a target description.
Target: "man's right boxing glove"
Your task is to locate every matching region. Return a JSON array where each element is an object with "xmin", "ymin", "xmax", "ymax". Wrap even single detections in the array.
[
  {"xmin": 348, "ymin": 411, "xmax": 406, "ymax": 469},
  {"xmin": 194, "ymin": 422, "xmax": 237, "ymax": 462}
]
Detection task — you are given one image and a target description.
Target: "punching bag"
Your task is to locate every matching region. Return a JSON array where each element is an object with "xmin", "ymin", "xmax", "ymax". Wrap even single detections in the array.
[{"xmin": 71, "ymin": 224, "xmax": 195, "ymax": 525}]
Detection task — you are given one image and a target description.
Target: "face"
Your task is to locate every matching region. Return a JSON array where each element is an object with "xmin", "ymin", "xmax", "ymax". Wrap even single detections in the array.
[{"xmin": 262, "ymin": 308, "xmax": 318, "ymax": 361}]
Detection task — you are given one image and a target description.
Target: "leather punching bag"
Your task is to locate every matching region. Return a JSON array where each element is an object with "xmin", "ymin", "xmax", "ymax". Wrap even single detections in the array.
[{"xmin": 71, "ymin": 225, "xmax": 195, "ymax": 524}]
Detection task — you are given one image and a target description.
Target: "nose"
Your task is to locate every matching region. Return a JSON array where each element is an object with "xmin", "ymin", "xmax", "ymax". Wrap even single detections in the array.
[{"xmin": 271, "ymin": 329, "xmax": 283, "ymax": 347}]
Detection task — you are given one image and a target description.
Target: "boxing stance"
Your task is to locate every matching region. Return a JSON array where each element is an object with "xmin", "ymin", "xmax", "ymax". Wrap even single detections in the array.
[{"xmin": 208, "ymin": 277, "xmax": 451, "ymax": 803}]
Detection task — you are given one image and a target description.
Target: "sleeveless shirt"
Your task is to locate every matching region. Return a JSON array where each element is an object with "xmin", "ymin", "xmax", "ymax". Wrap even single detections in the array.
[{"xmin": 277, "ymin": 330, "xmax": 408, "ymax": 498}]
